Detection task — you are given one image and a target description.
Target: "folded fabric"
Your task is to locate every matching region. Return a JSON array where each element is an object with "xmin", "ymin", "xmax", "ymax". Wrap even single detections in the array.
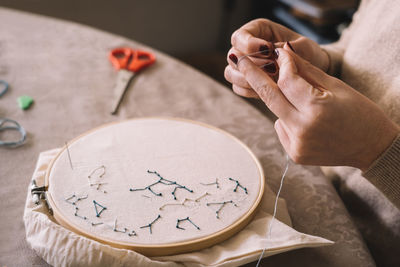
[{"xmin": 24, "ymin": 149, "xmax": 333, "ymax": 267}]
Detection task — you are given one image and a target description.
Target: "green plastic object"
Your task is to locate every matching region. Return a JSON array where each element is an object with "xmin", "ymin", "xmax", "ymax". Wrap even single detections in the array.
[{"xmin": 17, "ymin": 95, "xmax": 34, "ymax": 110}]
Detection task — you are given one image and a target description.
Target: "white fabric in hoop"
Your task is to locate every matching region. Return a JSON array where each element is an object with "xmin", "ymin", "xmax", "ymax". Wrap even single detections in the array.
[{"xmin": 24, "ymin": 148, "xmax": 333, "ymax": 267}]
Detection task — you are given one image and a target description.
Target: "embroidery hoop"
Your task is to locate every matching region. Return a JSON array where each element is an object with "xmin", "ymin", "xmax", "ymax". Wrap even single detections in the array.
[{"xmin": 44, "ymin": 117, "xmax": 265, "ymax": 256}]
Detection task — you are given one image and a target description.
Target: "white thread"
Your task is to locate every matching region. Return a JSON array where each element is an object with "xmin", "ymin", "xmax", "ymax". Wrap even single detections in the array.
[
  {"xmin": 159, "ymin": 192, "xmax": 209, "ymax": 210},
  {"xmin": 238, "ymin": 49, "xmax": 270, "ymax": 65},
  {"xmin": 195, "ymin": 192, "xmax": 210, "ymax": 202},
  {"xmin": 256, "ymin": 154, "xmax": 290, "ymax": 266}
]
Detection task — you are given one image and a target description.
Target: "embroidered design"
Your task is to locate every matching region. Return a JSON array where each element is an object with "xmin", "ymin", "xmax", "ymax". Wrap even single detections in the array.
[
  {"xmin": 65, "ymin": 193, "xmax": 88, "ymax": 205},
  {"xmin": 128, "ymin": 230, "xmax": 137, "ymax": 237},
  {"xmin": 176, "ymin": 217, "xmax": 200, "ymax": 230},
  {"xmin": 228, "ymin": 178, "xmax": 248, "ymax": 194},
  {"xmin": 93, "ymin": 200, "xmax": 107, "ymax": 217},
  {"xmin": 130, "ymin": 170, "xmax": 193, "ymax": 199},
  {"xmin": 159, "ymin": 192, "xmax": 210, "ymax": 210},
  {"xmin": 88, "ymin": 165, "xmax": 106, "ymax": 179},
  {"xmin": 88, "ymin": 166, "xmax": 107, "ymax": 193},
  {"xmin": 200, "ymin": 178, "xmax": 220, "ymax": 189},
  {"xmin": 206, "ymin": 200, "xmax": 237, "ymax": 219},
  {"xmin": 140, "ymin": 214, "xmax": 161, "ymax": 234},
  {"xmin": 195, "ymin": 192, "xmax": 210, "ymax": 202},
  {"xmin": 74, "ymin": 206, "xmax": 87, "ymax": 220},
  {"xmin": 90, "ymin": 182, "xmax": 107, "ymax": 194}
]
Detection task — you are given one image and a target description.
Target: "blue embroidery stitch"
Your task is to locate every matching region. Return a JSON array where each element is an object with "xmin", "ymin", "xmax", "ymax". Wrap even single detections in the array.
[
  {"xmin": 140, "ymin": 214, "xmax": 161, "ymax": 234},
  {"xmin": 176, "ymin": 217, "xmax": 200, "ymax": 230},
  {"xmin": 228, "ymin": 178, "xmax": 248, "ymax": 194},
  {"xmin": 130, "ymin": 170, "xmax": 193, "ymax": 199},
  {"xmin": 206, "ymin": 200, "xmax": 238, "ymax": 219}
]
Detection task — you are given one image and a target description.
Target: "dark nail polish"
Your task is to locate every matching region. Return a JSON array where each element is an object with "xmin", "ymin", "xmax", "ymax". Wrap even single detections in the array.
[
  {"xmin": 229, "ymin": 53, "xmax": 238, "ymax": 64},
  {"xmin": 259, "ymin": 45, "xmax": 270, "ymax": 56},
  {"xmin": 263, "ymin": 62, "xmax": 278, "ymax": 75},
  {"xmin": 273, "ymin": 49, "xmax": 279, "ymax": 60},
  {"xmin": 287, "ymin": 41, "xmax": 295, "ymax": 52}
]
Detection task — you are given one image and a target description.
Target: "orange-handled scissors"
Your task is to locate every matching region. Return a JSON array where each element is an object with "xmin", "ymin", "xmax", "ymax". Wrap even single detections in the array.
[{"xmin": 109, "ymin": 47, "xmax": 156, "ymax": 115}]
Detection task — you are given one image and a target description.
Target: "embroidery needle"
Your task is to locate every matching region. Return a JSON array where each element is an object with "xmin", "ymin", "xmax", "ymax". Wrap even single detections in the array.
[{"xmin": 65, "ymin": 142, "xmax": 73, "ymax": 170}]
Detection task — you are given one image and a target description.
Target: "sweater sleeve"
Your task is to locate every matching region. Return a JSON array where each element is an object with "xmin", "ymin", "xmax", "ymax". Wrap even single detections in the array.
[
  {"xmin": 320, "ymin": 0, "xmax": 371, "ymax": 76},
  {"xmin": 363, "ymin": 134, "xmax": 400, "ymax": 209}
]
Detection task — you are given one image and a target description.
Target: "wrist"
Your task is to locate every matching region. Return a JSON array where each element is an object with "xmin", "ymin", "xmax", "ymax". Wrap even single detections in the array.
[
  {"xmin": 362, "ymin": 133, "xmax": 400, "ymax": 207},
  {"xmin": 357, "ymin": 124, "xmax": 400, "ymax": 172}
]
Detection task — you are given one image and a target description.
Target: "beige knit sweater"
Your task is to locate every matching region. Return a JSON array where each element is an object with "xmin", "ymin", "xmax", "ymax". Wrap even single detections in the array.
[{"xmin": 322, "ymin": 0, "xmax": 400, "ymax": 265}]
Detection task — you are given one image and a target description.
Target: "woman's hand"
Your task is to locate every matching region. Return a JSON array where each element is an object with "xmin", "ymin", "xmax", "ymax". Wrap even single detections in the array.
[
  {"xmin": 225, "ymin": 19, "xmax": 330, "ymax": 98},
  {"xmin": 230, "ymin": 18, "xmax": 329, "ymax": 70},
  {"xmin": 235, "ymin": 44, "xmax": 400, "ymax": 171}
]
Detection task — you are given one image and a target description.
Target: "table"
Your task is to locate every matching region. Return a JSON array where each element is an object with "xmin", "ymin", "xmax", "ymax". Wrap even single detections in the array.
[{"xmin": 0, "ymin": 7, "xmax": 375, "ymax": 267}]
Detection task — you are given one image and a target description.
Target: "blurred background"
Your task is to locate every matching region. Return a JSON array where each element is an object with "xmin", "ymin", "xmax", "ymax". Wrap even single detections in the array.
[{"xmin": 0, "ymin": 0, "xmax": 359, "ymax": 115}]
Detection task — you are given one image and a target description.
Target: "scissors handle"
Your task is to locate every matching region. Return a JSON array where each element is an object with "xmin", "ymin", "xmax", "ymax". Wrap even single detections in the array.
[{"xmin": 109, "ymin": 48, "xmax": 156, "ymax": 72}]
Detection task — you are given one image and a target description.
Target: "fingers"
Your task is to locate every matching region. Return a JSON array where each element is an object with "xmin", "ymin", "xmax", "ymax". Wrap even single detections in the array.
[
  {"xmin": 225, "ymin": 47, "xmax": 280, "ymax": 100},
  {"xmin": 274, "ymin": 47, "xmax": 313, "ymax": 108},
  {"xmin": 232, "ymin": 84, "xmax": 260, "ymax": 99},
  {"xmin": 225, "ymin": 59, "xmax": 278, "ymax": 87},
  {"xmin": 231, "ymin": 20, "xmax": 275, "ymax": 58},
  {"xmin": 231, "ymin": 31, "xmax": 274, "ymax": 58},
  {"xmin": 224, "ymin": 65, "xmax": 251, "ymax": 88},
  {"xmin": 227, "ymin": 47, "xmax": 275, "ymax": 71},
  {"xmin": 237, "ymin": 56, "xmax": 296, "ymax": 119},
  {"xmin": 231, "ymin": 19, "xmax": 300, "ymax": 57},
  {"xmin": 275, "ymin": 44, "xmax": 332, "ymax": 109},
  {"xmin": 280, "ymin": 43, "xmax": 331, "ymax": 88}
]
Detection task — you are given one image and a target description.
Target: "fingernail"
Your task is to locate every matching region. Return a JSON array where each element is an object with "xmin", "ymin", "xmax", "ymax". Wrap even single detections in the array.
[
  {"xmin": 287, "ymin": 41, "xmax": 295, "ymax": 52},
  {"xmin": 263, "ymin": 62, "xmax": 278, "ymax": 75},
  {"xmin": 273, "ymin": 49, "xmax": 279, "ymax": 60},
  {"xmin": 229, "ymin": 53, "xmax": 238, "ymax": 64},
  {"xmin": 259, "ymin": 45, "xmax": 270, "ymax": 56}
]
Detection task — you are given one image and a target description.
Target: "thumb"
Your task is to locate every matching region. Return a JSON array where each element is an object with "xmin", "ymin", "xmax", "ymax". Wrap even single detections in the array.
[
  {"xmin": 279, "ymin": 42, "xmax": 331, "ymax": 89},
  {"xmin": 231, "ymin": 30, "xmax": 275, "ymax": 58},
  {"xmin": 274, "ymin": 46, "xmax": 332, "ymax": 109},
  {"xmin": 237, "ymin": 55, "xmax": 296, "ymax": 120}
]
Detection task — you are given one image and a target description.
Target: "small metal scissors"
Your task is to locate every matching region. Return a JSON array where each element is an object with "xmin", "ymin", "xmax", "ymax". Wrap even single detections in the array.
[{"xmin": 108, "ymin": 47, "xmax": 156, "ymax": 115}]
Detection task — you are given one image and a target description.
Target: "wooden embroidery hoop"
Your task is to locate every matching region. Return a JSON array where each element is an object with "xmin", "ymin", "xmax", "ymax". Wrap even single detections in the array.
[{"xmin": 44, "ymin": 117, "xmax": 265, "ymax": 256}]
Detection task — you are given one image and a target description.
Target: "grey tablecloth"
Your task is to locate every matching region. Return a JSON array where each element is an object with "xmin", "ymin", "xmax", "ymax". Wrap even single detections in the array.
[{"xmin": 0, "ymin": 7, "xmax": 374, "ymax": 267}]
